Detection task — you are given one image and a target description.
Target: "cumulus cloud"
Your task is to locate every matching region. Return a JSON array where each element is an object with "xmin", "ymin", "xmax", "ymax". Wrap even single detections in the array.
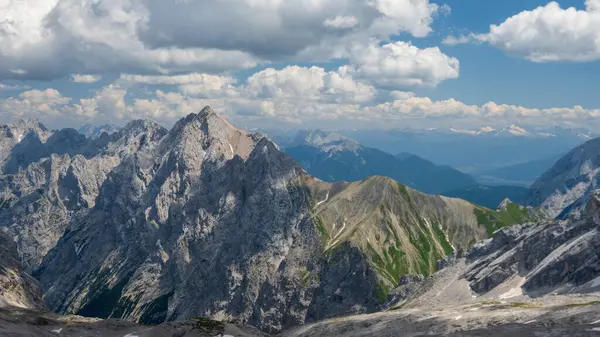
[
  {"xmin": 324, "ymin": 16, "xmax": 359, "ymax": 29},
  {"xmin": 2, "ymin": 79, "xmax": 600, "ymax": 130},
  {"xmin": 119, "ymin": 73, "xmax": 239, "ymax": 98},
  {"xmin": 363, "ymin": 95, "xmax": 600, "ymax": 127},
  {"xmin": 0, "ymin": 0, "xmax": 445, "ymax": 80},
  {"xmin": 347, "ymin": 42, "xmax": 460, "ymax": 87},
  {"xmin": 71, "ymin": 74, "xmax": 102, "ymax": 83},
  {"xmin": 244, "ymin": 66, "xmax": 376, "ymax": 103},
  {"xmin": 0, "ymin": 88, "xmax": 71, "ymax": 120},
  {"xmin": 457, "ymin": 1, "xmax": 600, "ymax": 62},
  {"xmin": 442, "ymin": 35, "xmax": 473, "ymax": 46},
  {"xmin": 390, "ymin": 91, "xmax": 416, "ymax": 100}
]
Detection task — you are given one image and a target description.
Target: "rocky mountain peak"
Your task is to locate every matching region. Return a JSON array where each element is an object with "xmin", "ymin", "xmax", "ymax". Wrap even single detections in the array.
[
  {"xmin": 107, "ymin": 119, "xmax": 168, "ymax": 156},
  {"xmin": 161, "ymin": 106, "xmax": 257, "ymax": 161},
  {"xmin": 1, "ymin": 118, "xmax": 51, "ymax": 143},
  {"xmin": 497, "ymin": 198, "xmax": 512, "ymax": 211},
  {"xmin": 121, "ymin": 118, "xmax": 165, "ymax": 136}
]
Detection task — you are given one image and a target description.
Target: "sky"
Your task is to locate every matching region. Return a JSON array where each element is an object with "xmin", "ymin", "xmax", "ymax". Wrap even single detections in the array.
[{"xmin": 0, "ymin": 0, "xmax": 599, "ymax": 130}]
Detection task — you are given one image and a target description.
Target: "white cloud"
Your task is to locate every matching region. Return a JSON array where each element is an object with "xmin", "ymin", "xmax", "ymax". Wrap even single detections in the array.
[
  {"xmin": 245, "ymin": 66, "xmax": 376, "ymax": 103},
  {"xmin": 3, "ymin": 78, "xmax": 600, "ymax": 131},
  {"xmin": 0, "ymin": 88, "xmax": 71, "ymax": 120},
  {"xmin": 324, "ymin": 16, "xmax": 359, "ymax": 29},
  {"xmin": 0, "ymin": 83, "xmax": 30, "ymax": 91},
  {"xmin": 71, "ymin": 74, "xmax": 102, "ymax": 83},
  {"xmin": 390, "ymin": 91, "xmax": 415, "ymax": 100},
  {"xmin": 347, "ymin": 42, "xmax": 460, "ymax": 88},
  {"xmin": 19, "ymin": 89, "xmax": 70, "ymax": 105},
  {"xmin": 119, "ymin": 73, "xmax": 236, "ymax": 86},
  {"xmin": 465, "ymin": 1, "xmax": 600, "ymax": 62},
  {"xmin": 442, "ymin": 34, "xmax": 472, "ymax": 46},
  {"xmin": 0, "ymin": 0, "xmax": 444, "ymax": 80},
  {"xmin": 366, "ymin": 0, "xmax": 440, "ymax": 38}
]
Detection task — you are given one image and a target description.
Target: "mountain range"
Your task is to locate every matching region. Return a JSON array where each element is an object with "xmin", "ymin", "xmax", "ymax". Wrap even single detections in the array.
[
  {"xmin": 283, "ymin": 130, "xmax": 477, "ymax": 195},
  {"xmin": 0, "ymin": 109, "xmax": 539, "ymax": 332},
  {"xmin": 282, "ymin": 129, "xmax": 541, "ymax": 209},
  {"xmin": 329, "ymin": 126, "xmax": 592, "ymax": 174},
  {"xmin": 2, "ymin": 108, "xmax": 600, "ymax": 336}
]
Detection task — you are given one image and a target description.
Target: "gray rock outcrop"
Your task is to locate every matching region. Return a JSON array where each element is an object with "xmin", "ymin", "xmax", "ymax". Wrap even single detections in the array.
[
  {"xmin": 465, "ymin": 191, "xmax": 600, "ymax": 296},
  {"xmin": 526, "ymin": 137, "xmax": 600, "ymax": 219},
  {"xmin": 0, "ymin": 228, "xmax": 45, "ymax": 309}
]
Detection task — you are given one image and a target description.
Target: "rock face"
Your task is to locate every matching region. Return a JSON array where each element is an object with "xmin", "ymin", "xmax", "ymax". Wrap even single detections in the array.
[
  {"xmin": 0, "ymin": 108, "xmax": 541, "ymax": 333},
  {"xmin": 0, "ymin": 228, "xmax": 45, "ymax": 309},
  {"xmin": 0, "ymin": 118, "xmax": 51, "ymax": 169},
  {"xmin": 526, "ymin": 136, "xmax": 600, "ymax": 219},
  {"xmin": 0, "ymin": 119, "xmax": 167, "ymax": 271},
  {"xmin": 465, "ymin": 191, "xmax": 600, "ymax": 297},
  {"xmin": 285, "ymin": 130, "xmax": 477, "ymax": 195}
]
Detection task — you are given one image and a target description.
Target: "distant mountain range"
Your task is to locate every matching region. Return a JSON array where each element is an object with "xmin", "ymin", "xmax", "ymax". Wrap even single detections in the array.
[
  {"xmin": 474, "ymin": 155, "xmax": 562, "ymax": 186},
  {"xmin": 328, "ymin": 125, "xmax": 593, "ymax": 173},
  {"xmin": 283, "ymin": 130, "xmax": 477, "ymax": 195}
]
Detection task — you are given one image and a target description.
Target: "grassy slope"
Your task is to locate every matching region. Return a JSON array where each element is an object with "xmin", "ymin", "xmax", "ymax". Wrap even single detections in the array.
[
  {"xmin": 473, "ymin": 201, "xmax": 540, "ymax": 236},
  {"xmin": 308, "ymin": 176, "xmax": 542, "ymax": 301}
]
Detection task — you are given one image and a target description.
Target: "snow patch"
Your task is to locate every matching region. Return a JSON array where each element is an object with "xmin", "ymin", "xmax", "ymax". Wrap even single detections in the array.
[
  {"xmin": 498, "ymin": 286, "xmax": 523, "ymax": 299},
  {"xmin": 454, "ymin": 316, "xmax": 462, "ymax": 320},
  {"xmin": 51, "ymin": 328, "xmax": 63, "ymax": 334},
  {"xmin": 316, "ymin": 191, "xmax": 329, "ymax": 206}
]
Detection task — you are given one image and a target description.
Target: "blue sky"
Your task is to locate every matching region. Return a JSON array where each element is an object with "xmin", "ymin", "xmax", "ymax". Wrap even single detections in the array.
[
  {"xmin": 425, "ymin": 0, "xmax": 600, "ymax": 108},
  {"xmin": 0, "ymin": 0, "xmax": 599, "ymax": 130}
]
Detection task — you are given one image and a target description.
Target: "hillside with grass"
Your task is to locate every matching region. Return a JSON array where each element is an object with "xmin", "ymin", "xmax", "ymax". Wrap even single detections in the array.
[{"xmin": 305, "ymin": 176, "xmax": 541, "ymax": 298}]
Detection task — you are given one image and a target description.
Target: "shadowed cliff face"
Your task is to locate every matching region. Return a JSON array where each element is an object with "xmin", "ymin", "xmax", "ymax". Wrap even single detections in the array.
[{"xmin": 1, "ymin": 107, "xmax": 542, "ymax": 333}]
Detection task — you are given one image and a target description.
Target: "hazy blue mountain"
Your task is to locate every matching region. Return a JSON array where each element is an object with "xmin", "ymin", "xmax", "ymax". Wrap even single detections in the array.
[
  {"xmin": 443, "ymin": 185, "xmax": 529, "ymax": 209},
  {"xmin": 474, "ymin": 156, "xmax": 561, "ymax": 186},
  {"xmin": 285, "ymin": 130, "xmax": 476, "ymax": 194},
  {"xmin": 335, "ymin": 126, "xmax": 592, "ymax": 172}
]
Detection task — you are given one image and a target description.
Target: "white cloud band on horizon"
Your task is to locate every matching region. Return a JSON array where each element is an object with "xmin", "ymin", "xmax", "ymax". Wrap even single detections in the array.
[{"xmin": 1, "ymin": 72, "xmax": 599, "ymax": 130}]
